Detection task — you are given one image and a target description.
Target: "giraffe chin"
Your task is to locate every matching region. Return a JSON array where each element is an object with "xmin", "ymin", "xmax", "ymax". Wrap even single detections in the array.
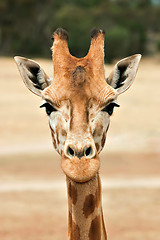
[{"xmin": 61, "ymin": 153, "xmax": 100, "ymax": 183}]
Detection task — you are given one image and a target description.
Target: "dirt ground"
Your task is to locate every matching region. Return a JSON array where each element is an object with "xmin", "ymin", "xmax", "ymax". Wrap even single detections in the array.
[
  {"xmin": 0, "ymin": 57, "xmax": 160, "ymax": 240},
  {"xmin": 0, "ymin": 152, "xmax": 160, "ymax": 240}
]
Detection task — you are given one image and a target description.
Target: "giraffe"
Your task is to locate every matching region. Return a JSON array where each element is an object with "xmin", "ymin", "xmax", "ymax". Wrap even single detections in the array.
[{"xmin": 14, "ymin": 28, "xmax": 141, "ymax": 240}]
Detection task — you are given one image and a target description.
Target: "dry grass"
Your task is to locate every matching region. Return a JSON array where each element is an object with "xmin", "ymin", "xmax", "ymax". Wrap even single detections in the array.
[{"xmin": 0, "ymin": 57, "xmax": 160, "ymax": 240}]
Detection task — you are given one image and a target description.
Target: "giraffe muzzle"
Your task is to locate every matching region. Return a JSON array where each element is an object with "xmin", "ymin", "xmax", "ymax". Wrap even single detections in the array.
[{"xmin": 61, "ymin": 151, "xmax": 100, "ymax": 183}]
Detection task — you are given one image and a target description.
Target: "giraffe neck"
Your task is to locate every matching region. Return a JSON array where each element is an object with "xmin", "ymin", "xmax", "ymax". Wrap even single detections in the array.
[{"xmin": 66, "ymin": 174, "xmax": 107, "ymax": 240}]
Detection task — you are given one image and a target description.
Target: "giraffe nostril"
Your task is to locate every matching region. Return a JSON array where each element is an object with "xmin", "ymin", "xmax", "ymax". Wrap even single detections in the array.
[
  {"xmin": 65, "ymin": 144, "xmax": 95, "ymax": 159},
  {"xmin": 84, "ymin": 146, "xmax": 92, "ymax": 157},
  {"xmin": 67, "ymin": 146, "xmax": 75, "ymax": 158}
]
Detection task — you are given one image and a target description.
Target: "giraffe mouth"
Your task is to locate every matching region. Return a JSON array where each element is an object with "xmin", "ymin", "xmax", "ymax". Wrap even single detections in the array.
[{"xmin": 61, "ymin": 153, "xmax": 100, "ymax": 183}]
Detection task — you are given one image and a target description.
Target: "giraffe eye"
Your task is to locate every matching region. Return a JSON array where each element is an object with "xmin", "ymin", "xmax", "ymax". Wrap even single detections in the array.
[
  {"xmin": 102, "ymin": 102, "xmax": 120, "ymax": 116},
  {"xmin": 40, "ymin": 103, "xmax": 57, "ymax": 115}
]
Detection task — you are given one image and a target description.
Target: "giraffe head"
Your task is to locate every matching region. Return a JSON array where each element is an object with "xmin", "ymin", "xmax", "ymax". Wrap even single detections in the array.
[{"xmin": 15, "ymin": 28, "xmax": 141, "ymax": 183}]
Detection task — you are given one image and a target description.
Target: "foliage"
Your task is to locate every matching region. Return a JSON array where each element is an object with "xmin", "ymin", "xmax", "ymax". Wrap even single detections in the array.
[
  {"xmin": 0, "ymin": 0, "xmax": 159, "ymax": 62},
  {"xmin": 157, "ymin": 40, "xmax": 160, "ymax": 51}
]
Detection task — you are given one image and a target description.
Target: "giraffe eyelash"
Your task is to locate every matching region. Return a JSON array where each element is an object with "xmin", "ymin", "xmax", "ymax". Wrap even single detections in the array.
[
  {"xmin": 40, "ymin": 102, "xmax": 57, "ymax": 115},
  {"xmin": 102, "ymin": 102, "xmax": 120, "ymax": 116}
]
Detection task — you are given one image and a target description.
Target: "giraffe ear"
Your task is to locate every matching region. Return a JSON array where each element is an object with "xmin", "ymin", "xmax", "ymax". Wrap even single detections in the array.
[
  {"xmin": 106, "ymin": 54, "xmax": 141, "ymax": 95},
  {"xmin": 14, "ymin": 56, "xmax": 52, "ymax": 96}
]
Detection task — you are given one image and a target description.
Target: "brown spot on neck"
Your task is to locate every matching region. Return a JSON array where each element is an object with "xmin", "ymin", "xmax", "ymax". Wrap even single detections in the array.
[
  {"xmin": 95, "ymin": 175, "xmax": 101, "ymax": 208},
  {"xmin": 83, "ymin": 176, "xmax": 101, "ymax": 218},
  {"xmin": 89, "ymin": 215, "xmax": 101, "ymax": 240},
  {"xmin": 68, "ymin": 182, "xmax": 78, "ymax": 205},
  {"xmin": 83, "ymin": 194, "xmax": 95, "ymax": 218},
  {"xmin": 69, "ymin": 211, "xmax": 80, "ymax": 240}
]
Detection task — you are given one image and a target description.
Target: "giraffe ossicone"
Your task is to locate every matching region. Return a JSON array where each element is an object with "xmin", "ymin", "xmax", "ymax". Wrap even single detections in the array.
[{"xmin": 15, "ymin": 28, "xmax": 141, "ymax": 240}]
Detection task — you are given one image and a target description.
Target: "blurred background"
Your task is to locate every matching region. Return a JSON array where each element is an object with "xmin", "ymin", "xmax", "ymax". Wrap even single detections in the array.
[
  {"xmin": 0, "ymin": 0, "xmax": 160, "ymax": 240},
  {"xmin": 0, "ymin": 0, "xmax": 160, "ymax": 61}
]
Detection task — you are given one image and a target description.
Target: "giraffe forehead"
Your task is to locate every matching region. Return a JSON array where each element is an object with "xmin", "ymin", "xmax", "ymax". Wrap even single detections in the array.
[
  {"xmin": 43, "ymin": 60, "xmax": 116, "ymax": 106},
  {"xmin": 43, "ymin": 80, "xmax": 116, "ymax": 107}
]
